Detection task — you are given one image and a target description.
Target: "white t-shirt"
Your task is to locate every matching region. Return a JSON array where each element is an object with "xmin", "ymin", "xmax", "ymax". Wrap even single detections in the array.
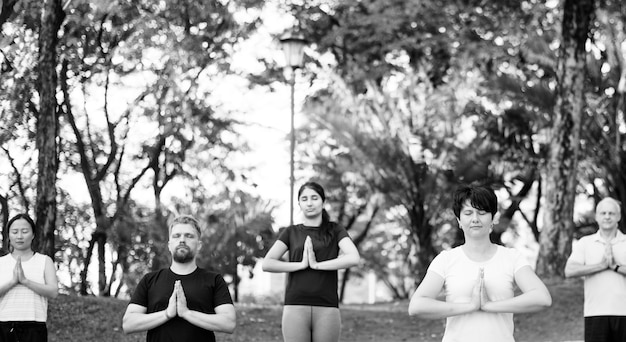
[
  {"xmin": 0, "ymin": 253, "xmax": 49, "ymax": 322},
  {"xmin": 568, "ymin": 230, "xmax": 626, "ymax": 317},
  {"xmin": 428, "ymin": 245, "xmax": 529, "ymax": 342}
]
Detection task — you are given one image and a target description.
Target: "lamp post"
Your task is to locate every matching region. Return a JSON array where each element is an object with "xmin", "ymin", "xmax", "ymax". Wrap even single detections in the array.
[{"xmin": 279, "ymin": 29, "xmax": 307, "ymax": 227}]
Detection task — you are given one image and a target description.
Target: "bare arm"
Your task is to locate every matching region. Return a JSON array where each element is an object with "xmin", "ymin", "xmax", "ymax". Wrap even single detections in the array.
[
  {"xmin": 564, "ymin": 258, "xmax": 609, "ymax": 278},
  {"xmin": 123, "ymin": 285, "xmax": 177, "ymax": 334},
  {"xmin": 122, "ymin": 304, "xmax": 172, "ymax": 334},
  {"xmin": 408, "ymin": 271, "xmax": 479, "ymax": 319},
  {"xmin": 262, "ymin": 240, "xmax": 308, "ymax": 273},
  {"xmin": 481, "ymin": 266, "xmax": 552, "ymax": 314},
  {"xmin": 20, "ymin": 256, "xmax": 58, "ymax": 299},
  {"xmin": 0, "ymin": 274, "xmax": 17, "ymax": 297},
  {"xmin": 175, "ymin": 281, "xmax": 236, "ymax": 333},
  {"xmin": 309, "ymin": 237, "xmax": 360, "ymax": 271},
  {"xmin": 180, "ymin": 304, "xmax": 236, "ymax": 333}
]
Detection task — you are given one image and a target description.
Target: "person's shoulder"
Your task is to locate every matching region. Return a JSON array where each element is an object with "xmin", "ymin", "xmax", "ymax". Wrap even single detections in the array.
[
  {"xmin": 576, "ymin": 232, "xmax": 598, "ymax": 244},
  {"xmin": 280, "ymin": 224, "xmax": 300, "ymax": 234},
  {"xmin": 433, "ymin": 246, "xmax": 459, "ymax": 261},
  {"xmin": 140, "ymin": 268, "xmax": 168, "ymax": 282},
  {"xmin": 195, "ymin": 268, "xmax": 228, "ymax": 284},
  {"xmin": 195, "ymin": 267, "xmax": 224, "ymax": 279},
  {"xmin": 329, "ymin": 221, "xmax": 346, "ymax": 233},
  {"xmin": 496, "ymin": 245, "xmax": 524, "ymax": 258},
  {"xmin": 34, "ymin": 252, "xmax": 53, "ymax": 261},
  {"xmin": 444, "ymin": 245, "xmax": 463, "ymax": 255}
]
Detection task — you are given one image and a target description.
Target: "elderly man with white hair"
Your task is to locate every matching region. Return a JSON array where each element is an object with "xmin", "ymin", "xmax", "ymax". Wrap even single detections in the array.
[{"xmin": 565, "ymin": 197, "xmax": 626, "ymax": 342}]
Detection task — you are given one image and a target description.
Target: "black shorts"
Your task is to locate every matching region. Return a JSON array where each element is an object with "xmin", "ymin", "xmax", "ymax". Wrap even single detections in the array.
[
  {"xmin": 584, "ymin": 316, "xmax": 626, "ymax": 342},
  {"xmin": 0, "ymin": 321, "xmax": 48, "ymax": 342}
]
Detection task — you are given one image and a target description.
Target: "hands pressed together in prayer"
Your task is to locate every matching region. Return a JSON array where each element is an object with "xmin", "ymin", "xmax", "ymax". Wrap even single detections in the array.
[
  {"xmin": 165, "ymin": 280, "xmax": 190, "ymax": 320},
  {"xmin": 469, "ymin": 267, "xmax": 493, "ymax": 312},
  {"xmin": 9, "ymin": 257, "xmax": 29, "ymax": 288},
  {"xmin": 299, "ymin": 236, "xmax": 319, "ymax": 270},
  {"xmin": 602, "ymin": 244, "xmax": 617, "ymax": 270}
]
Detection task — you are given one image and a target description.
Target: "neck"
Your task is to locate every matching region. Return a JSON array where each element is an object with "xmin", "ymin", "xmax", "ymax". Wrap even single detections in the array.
[
  {"xmin": 12, "ymin": 249, "xmax": 35, "ymax": 258},
  {"xmin": 170, "ymin": 260, "xmax": 197, "ymax": 275},
  {"xmin": 303, "ymin": 215, "xmax": 322, "ymax": 227},
  {"xmin": 463, "ymin": 238, "xmax": 494, "ymax": 252},
  {"xmin": 599, "ymin": 228, "xmax": 617, "ymax": 240}
]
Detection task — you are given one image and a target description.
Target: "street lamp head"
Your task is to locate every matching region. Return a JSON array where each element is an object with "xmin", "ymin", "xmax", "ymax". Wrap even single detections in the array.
[{"xmin": 279, "ymin": 29, "xmax": 307, "ymax": 69}]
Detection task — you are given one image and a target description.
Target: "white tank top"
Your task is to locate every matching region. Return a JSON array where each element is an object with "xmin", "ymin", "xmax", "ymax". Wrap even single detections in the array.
[{"xmin": 0, "ymin": 253, "xmax": 49, "ymax": 322}]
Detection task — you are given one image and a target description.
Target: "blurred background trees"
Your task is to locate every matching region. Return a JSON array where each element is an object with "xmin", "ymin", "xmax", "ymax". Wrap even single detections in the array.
[{"xmin": 2, "ymin": 0, "xmax": 626, "ymax": 301}]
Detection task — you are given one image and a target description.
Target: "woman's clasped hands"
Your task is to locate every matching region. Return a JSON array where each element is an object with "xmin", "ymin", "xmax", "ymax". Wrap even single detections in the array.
[
  {"xmin": 300, "ymin": 236, "xmax": 319, "ymax": 270},
  {"xmin": 10, "ymin": 257, "xmax": 29, "ymax": 287},
  {"xmin": 470, "ymin": 267, "xmax": 493, "ymax": 312}
]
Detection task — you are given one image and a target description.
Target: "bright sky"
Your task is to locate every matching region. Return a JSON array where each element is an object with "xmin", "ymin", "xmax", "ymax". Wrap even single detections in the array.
[
  {"xmin": 200, "ymin": 4, "xmax": 325, "ymax": 229},
  {"xmin": 51, "ymin": 4, "xmax": 306, "ymax": 231},
  {"xmin": 162, "ymin": 3, "xmax": 305, "ymax": 229}
]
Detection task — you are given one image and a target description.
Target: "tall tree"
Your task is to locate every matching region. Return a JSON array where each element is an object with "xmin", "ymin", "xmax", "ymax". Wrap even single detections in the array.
[
  {"xmin": 35, "ymin": 0, "xmax": 64, "ymax": 257},
  {"xmin": 0, "ymin": 192, "xmax": 8, "ymax": 254},
  {"xmin": 536, "ymin": 0, "xmax": 595, "ymax": 279}
]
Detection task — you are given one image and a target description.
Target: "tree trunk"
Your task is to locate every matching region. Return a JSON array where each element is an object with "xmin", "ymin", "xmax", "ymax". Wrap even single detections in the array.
[
  {"xmin": 35, "ymin": 0, "xmax": 64, "ymax": 258},
  {"xmin": 0, "ymin": 193, "xmax": 8, "ymax": 253},
  {"xmin": 97, "ymin": 231, "xmax": 107, "ymax": 295},
  {"xmin": 79, "ymin": 237, "xmax": 97, "ymax": 295},
  {"xmin": 536, "ymin": 0, "xmax": 594, "ymax": 279}
]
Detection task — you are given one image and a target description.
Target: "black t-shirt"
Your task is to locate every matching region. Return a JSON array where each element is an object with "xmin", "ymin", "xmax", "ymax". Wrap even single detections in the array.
[
  {"xmin": 129, "ymin": 267, "xmax": 233, "ymax": 342},
  {"xmin": 277, "ymin": 223, "xmax": 351, "ymax": 307}
]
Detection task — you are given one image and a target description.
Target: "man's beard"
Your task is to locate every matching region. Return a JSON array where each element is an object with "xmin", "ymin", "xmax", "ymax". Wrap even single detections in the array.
[{"xmin": 172, "ymin": 245, "xmax": 194, "ymax": 263}]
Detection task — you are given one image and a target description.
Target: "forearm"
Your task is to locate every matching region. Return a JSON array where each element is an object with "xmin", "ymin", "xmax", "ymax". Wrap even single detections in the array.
[
  {"xmin": 123, "ymin": 310, "xmax": 170, "ymax": 333},
  {"xmin": 482, "ymin": 289, "xmax": 552, "ymax": 314},
  {"xmin": 564, "ymin": 262, "xmax": 607, "ymax": 278},
  {"xmin": 180, "ymin": 310, "xmax": 236, "ymax": 333},
  {"xmin": 408, "ymin": 297, "xmax": 476, "ymax": 319},
  {"xmin": 0, "ymin": 281, "xmax": 17, "ymax": 297},
  {"xmin": 22, "ymin": 279, "xmax": 58, "ymax": 299},
  {"xmin": 313, "ymin": 254, "xmax": 359, "ymax": 271},
  {"xmin": 262, "ymin": 259, "xmax": 305, "ymax": 273}
]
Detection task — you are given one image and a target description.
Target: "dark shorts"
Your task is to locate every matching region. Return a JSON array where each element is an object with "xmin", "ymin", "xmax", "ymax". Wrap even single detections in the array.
[
  {"xmin": 0, "ymin": 321, "xmax": 47, "ymax": 342},
  {"xmin": 584, "ymin": 316, "xmax": 626, "ymax": 342}
]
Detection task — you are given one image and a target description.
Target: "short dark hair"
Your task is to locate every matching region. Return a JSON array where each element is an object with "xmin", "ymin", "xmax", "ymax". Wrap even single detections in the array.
[
  {"xmin": 6, "ymin": 213, "xmax": 39, "ymax": 252},
  {"xmin": 452, "ymin": 185, "xmax": 498, "ymax": 218}
]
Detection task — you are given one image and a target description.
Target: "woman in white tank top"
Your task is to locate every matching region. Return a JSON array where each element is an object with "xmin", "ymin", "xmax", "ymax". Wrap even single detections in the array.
[{"xmin": 0, "ymin": 214, "xmax": 58, "ymax": 342}]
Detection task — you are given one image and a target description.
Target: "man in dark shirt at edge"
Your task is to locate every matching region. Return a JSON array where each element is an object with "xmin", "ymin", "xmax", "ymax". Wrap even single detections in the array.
[{"xmin": 122, "ymin": 215, "xmax": 236, "ymax": 342}]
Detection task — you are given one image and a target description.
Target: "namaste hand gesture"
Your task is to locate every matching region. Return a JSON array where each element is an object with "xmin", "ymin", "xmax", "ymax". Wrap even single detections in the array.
[
  {"xmin": 605, "ymin": 243, "xmax": 616, "ymax": 270},
  {"xmin": 12, "ymin": 257, "xmax": 27, "ymax": 286},
  {"xmin": 165, "ymin": 280, "xmax": 189, "ymax": 319},
  {"xmin": 470, "ymin": 267, "xmax": 491, "ymax": 311},
  {"xmin": 165, "ymin": 281, "xmax": 178, "ymax": 319},
  {"xmin": 175, "ymin": 280, "xmax": 189, "ymax": 317},
  {"xmin": 305, "ymin": 236, "xmax": 318, "ymax": 269}
]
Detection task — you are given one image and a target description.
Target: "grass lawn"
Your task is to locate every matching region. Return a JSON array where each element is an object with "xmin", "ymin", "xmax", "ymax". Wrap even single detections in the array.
[{"xmin": 47, "ymin": 279, "xmax": 584, "ymax": 342}]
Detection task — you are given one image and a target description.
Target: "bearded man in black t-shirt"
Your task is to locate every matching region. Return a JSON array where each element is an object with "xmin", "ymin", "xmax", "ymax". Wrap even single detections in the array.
[{"xmin": 122, "ymin": 215, "xmax": 236, "ymax": 342}]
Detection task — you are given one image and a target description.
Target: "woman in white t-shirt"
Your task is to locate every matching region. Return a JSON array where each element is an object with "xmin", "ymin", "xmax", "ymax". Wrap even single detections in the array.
[
  {"xmin": 0, "ymin": 214, "xmax": 58, "ymax": 342},
  {"xmin": 408, "ymin": 185, "xmax": 552, "ymax": 342}
]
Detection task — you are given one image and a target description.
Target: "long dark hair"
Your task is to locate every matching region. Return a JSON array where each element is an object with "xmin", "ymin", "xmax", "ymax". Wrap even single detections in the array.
[
  {"xmin": 6, "ymin": 213, "xmax": 38, "ymax": 253},
  {"xmin": 298, "ymin": 181, "xmax": 334, "ymax": 244}
]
